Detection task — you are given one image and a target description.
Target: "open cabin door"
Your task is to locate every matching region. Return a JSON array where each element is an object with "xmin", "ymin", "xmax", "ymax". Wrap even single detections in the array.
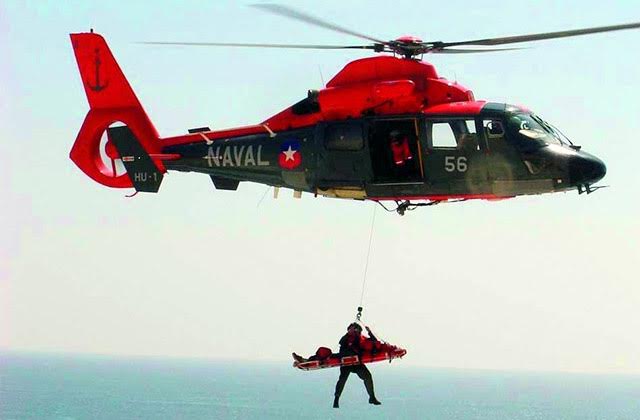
[{"xmin": 367, "ymin": 117, "xmax": 424, "ymax": 185}]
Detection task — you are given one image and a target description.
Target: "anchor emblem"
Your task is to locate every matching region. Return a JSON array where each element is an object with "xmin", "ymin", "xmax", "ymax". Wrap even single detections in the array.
[{"xmin": 87, "ymin": 48, "xmax": 109, "ymax": 92}]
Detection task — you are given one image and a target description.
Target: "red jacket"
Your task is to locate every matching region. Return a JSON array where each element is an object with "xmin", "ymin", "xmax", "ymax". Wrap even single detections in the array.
[{"xmin": 391, "ymin": 138, "xmax": 413, "ymax": 165}]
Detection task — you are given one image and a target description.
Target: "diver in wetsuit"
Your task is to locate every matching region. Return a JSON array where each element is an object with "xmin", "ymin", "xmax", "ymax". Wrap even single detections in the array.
[{"xmin": 333, "ymin": 322, "xmax": 381, "ymax": 408}]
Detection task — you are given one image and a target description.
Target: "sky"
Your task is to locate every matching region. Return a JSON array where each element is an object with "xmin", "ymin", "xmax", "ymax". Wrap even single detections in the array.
[{"xmin": 1, "ymin": 1, "xmax": 639, "ymax": 374}]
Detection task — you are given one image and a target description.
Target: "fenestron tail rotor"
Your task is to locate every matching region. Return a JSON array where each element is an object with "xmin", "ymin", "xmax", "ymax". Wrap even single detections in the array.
[
  {"xmin": 100, "ymin": 125, "xmax": 127, "ymax": 178},
  {"xmin": 142, "ymin": 4, "xmax": 640, "ymax": 59}
]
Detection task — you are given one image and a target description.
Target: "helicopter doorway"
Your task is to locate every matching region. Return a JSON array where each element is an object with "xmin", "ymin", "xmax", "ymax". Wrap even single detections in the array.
[{"xmin": 368, "ymin": 118, "xmax": 423, "ymax": 184}]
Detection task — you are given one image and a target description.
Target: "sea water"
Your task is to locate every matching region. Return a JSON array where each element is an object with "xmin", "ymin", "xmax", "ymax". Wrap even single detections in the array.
[{"xmin": 1, "ymin": 352, "xmax": 639, "ymax": 419}]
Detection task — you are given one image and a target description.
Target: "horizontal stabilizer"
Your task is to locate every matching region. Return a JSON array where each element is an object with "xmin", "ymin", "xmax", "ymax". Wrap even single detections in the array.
[{"xmin": 188, "ymin": 127, "xmax": 211, "ymax": 134}]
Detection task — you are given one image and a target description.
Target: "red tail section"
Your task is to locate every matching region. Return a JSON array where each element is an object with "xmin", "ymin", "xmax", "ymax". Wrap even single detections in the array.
[{"xmin": 70, "ymin": 32, "xmax": 164, "ymax": 188}]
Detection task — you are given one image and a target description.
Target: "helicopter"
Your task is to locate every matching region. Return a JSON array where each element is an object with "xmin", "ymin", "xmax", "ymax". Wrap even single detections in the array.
[{"xmin": 70, "ymin": 5, "xmax": 638, "ymax": 215}]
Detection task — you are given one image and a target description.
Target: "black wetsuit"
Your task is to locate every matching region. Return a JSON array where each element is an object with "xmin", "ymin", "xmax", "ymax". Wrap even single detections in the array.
[{"xmin": 334, "ymin": 332, "xmax": 377, "ymax": 403}]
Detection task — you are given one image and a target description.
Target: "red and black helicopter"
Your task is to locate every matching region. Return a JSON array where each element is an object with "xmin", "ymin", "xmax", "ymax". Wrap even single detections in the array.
[{"xmin": 70, "ymin": 5, "xmax": 638, "ymax": 214}]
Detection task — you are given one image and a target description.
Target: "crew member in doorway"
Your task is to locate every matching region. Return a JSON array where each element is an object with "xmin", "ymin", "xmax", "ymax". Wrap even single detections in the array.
[
  {"xmin": 333, "ymin": 323, "xmax": 382, "ymax": 408},
  {"xmin": 389, "ymin": 130, "xmax": 413, "ymax": 166}
]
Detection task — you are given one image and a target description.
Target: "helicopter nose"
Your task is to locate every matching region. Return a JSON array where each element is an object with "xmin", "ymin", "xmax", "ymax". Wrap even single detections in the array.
[{"xmin": 569, "ymin": 153, "xmax": 606, "ymax": 185}]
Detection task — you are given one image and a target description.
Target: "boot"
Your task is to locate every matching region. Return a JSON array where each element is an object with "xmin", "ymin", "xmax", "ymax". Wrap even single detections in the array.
[
  {"xmin": 369, "ymin": 397, "xmax": 382, "ymax": 405},
  {"xmin": 292, "ymin": 353, "xmax": 306, "ymax": 363},
  {"xmin": 333, "ymin": 396, "xmax": 339, "ymax": 408}
]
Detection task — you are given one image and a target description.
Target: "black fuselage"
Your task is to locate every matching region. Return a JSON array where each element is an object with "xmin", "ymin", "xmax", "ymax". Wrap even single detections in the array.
[{"xmin": 163, "ymin": 103, "xmax": 606, "ymax": 201}]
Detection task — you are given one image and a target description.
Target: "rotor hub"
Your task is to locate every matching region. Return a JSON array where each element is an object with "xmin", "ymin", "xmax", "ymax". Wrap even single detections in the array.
[{"xmin": 395, "ymin": 35, "xmax": 423, "ymax": 44}]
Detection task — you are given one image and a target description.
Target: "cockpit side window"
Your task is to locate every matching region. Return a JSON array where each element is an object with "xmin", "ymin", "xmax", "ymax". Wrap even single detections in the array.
[
  {"xmin": 455, "ymin": 120, "xmax": 479, "ymax": 152},
  {"xmin": 482, "ymin": 119, "xmax": 505, "ymax": 150},
  {"xmin": 427, "ymin": 119, "xmax": 480, "ymax": 151},
  {"xmin": 484, "ymin": 120, "xmax": 504, "ymax": 138}
]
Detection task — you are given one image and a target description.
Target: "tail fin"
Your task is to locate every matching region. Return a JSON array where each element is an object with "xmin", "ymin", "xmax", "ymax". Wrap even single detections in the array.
[{"xmin": 70, "ymin": 32, "xmax": 165, "ymax": 190}]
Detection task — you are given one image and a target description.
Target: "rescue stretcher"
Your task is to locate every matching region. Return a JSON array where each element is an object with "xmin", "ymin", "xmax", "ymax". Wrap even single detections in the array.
[{"xmin": 293, "ymin": 343, "xmax": 407, "ymax": 371}]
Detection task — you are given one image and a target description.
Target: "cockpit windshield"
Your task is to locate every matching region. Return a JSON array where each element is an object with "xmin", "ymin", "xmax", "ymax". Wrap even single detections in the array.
[{"xmin": 507, "ymin": 113, "xmax": 572, "ymax": 146}]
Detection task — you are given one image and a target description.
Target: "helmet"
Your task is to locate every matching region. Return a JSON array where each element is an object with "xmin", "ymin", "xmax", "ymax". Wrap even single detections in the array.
[{"xmin": 348, "ymin": 322, "xmax": 362, "ymax": 332}]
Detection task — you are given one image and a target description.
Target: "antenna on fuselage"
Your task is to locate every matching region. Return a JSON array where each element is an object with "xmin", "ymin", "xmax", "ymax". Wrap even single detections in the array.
[{"xmin": 318, "ymin": 64, "xmax": 325, "ymax": 87}]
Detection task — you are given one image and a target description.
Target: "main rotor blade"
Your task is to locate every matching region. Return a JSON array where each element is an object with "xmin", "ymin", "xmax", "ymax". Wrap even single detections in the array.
[
  {"xmin": 140, "ymin": 41, "xmax": 375, "ymax": 50},
  {"xmin": 434, "ymin": 47, "xmax": 525, "ymax": 54},
  {"xmin": 439, "ymin": 21, "xmax": 640, "ymax": 48},
  {"xmin": 251, "ymin": 3, "xmax": 386, "ymax": 45}
]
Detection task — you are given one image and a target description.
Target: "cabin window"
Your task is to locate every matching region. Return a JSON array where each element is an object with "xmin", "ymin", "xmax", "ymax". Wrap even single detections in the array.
[
  {"xmin": 324, "ymin": 123, "xmax": 364, "ymax": 151},
  {"xmin": 427, "ymin": 119, "xmax": 479, "ymax": 151},
  {"xmin": 430, "ymin": 122, "xmax": 458, "ymax": 148}
]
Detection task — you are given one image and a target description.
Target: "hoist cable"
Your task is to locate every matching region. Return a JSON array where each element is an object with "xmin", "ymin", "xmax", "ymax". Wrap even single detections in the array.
[{"xmin": 358, "ymin": 204, "xmax": 377, "ymax": 309}]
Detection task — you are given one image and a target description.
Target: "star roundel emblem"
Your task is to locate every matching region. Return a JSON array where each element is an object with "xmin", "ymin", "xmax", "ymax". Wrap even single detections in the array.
[{"xmin": 278, "ymin": 140, "xmax": 302, "ymax": 170}]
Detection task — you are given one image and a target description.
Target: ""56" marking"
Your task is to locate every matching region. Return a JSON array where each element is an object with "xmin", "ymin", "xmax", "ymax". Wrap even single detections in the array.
[{"xmin": 444, "ymin": 156, "xmax": 468, "ymax": 172}]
